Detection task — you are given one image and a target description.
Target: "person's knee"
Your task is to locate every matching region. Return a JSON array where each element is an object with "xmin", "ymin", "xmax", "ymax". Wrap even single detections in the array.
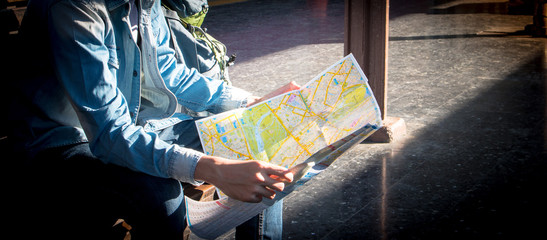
[{"xmin": 126, "ymin": 177, "xmax": 187, "ymax": 238}]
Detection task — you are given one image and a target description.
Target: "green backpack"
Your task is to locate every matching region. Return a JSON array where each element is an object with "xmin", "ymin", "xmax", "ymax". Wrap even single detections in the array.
[{"xmin": 162, "ymin": 0, "xmax": 234, "ymax": 85}]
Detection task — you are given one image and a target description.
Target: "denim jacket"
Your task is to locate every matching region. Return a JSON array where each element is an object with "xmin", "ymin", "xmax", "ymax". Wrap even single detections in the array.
[{"xmin": 10, "ymin": 0, "xmax": 250, "ymax": 184}]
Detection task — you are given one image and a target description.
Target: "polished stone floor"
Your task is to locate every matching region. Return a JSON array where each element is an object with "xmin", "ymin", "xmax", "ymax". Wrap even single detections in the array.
[{"xmin": 203, "ymin": 0, "xmax": 546, "ymax": 239}]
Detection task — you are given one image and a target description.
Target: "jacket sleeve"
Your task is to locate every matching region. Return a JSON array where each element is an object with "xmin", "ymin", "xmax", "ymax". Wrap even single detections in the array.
[{"xmin": 48, "ymin": 0, "xmax": 203, "ymax": 184}]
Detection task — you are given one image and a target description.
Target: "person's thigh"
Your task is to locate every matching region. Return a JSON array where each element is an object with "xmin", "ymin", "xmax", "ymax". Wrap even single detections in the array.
[
  {"xmin": 25, "ymin": 143, "xmax": 186, "ymax": 239},
  {"xmin": 158, "ymin": 119, "xmax": 203, "ymax": 152}
]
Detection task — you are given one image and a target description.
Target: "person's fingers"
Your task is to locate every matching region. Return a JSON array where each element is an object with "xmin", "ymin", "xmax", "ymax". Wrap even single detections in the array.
[
  {"xmin": 245, "ymin": 96, "xmax": 262, "ymax": 107},
  {"xmin": 237, "ymin": 193, "xmax": 262, "ymax": 203},
  {"xmin": 249, "ymin": 193, "xmax": 262, "ymax": 203},
  {"xmin": 282, "ymin": 171, "xmax": 294, "ymax": 182},
  {"xmin": 287, "ymin": 81, "xmax": 301, "ymax": 91},
  {"xmin": 256, "ymin": 185, "xmax": 277, "ymax": 199},
  {"xmin": 257, "ymin": 174, "xmax": 284, "ymax": 192},
  {"xmin": 270, "ymin": 181, "xmax": 285, "ymax": 192},
  {"xmin": 259, "ymin": 175, "xmax": 286, "ymax": 191},
  {"xmin": 258, "ymin": 170, "xmax": 292, "ymax": 193},
  {"xmin": 277, "ymin": 81, "xmax": 300, "ymax": 95},
  {"xmin": 239, "ymin": 185, "xmax": 277, "ymax": 203},
  {"xmin": 253, "ymin": 163, "xmax": 294, "ymax": 193},
  {"xmin": 264, "ymin": 165, "xmax": 294, "ymax": 183},
  {"xmin": 247, "ymin": 82, "xmax": 302, "ymax": 108}
]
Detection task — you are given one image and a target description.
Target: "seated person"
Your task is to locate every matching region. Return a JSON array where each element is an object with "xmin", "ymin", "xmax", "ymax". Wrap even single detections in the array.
[{"xmin": 8, "ymin": 0, "xmax": 298, "ymax": 239}]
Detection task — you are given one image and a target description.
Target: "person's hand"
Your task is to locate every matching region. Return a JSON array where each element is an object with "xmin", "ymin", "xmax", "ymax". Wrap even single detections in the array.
[
  {"xmin": 195, "ymin": 156, "xmax": 294, "ymax": 203},
  {"xmin": 246, "ymin": 81, "xmax": 301, "ymax": 107}
]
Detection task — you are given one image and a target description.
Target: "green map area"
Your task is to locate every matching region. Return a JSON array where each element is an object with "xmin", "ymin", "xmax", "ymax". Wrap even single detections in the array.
[{"xmin": 196, "ymin": 55, "xmax": 382, "ymax": 168}]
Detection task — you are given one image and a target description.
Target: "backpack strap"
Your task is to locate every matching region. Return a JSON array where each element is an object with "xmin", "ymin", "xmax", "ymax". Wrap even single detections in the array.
[{"xmin": 162, "ymin": 3, "xmax": 233, "ymax": 84}]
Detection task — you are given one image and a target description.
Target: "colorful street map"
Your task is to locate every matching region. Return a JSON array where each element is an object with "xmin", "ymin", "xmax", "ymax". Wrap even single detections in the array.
[
  {"xmin": 195, "ymin": 54, "xmax": 382, "ymax": 168},
  {"xmin": 188, "ymin": 54, "xmax": 383, "ymax": 239}
]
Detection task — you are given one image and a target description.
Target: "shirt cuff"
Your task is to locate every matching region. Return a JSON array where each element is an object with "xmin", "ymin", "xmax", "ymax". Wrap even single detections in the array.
[
  {"xmin": 212, "ymin": 85, "xmax": 252, "ymax": 113},
  {"xmin": 169, "ymin": 145, "xmax": 205, "ymax": 185}
]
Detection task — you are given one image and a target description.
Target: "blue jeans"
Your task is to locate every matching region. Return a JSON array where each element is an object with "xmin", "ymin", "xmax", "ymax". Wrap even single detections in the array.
[
  {"xmin": 236, "ymin": 200, "xmax": 284, "ymax": 240},
  {"xmin": 22, "ymin": 119, "xmax": 282, "ymax": 239}
]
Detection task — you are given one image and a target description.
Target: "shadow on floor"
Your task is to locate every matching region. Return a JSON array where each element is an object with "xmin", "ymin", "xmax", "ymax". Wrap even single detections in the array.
[{"xmin": 284, "ymin": 51, "xmax": 546, "ymax": 240}]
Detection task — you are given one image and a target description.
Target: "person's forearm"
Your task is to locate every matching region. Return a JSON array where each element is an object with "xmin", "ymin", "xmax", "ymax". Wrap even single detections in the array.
[{"xmin": 194, "ymin": 155, "xmax": 222, "ymax": 184}]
